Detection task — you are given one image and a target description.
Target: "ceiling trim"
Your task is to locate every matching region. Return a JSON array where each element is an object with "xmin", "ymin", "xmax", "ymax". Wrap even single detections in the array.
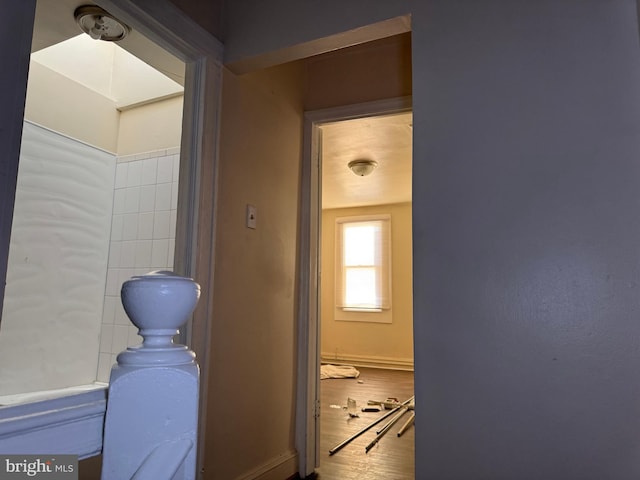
[
  {"xmin": 305, "ymin": 95, "xmax": 412, "ymax": 125},
  {"xmin": 96, "ymin": 0, "xmax": 223, "ymax": 63}
]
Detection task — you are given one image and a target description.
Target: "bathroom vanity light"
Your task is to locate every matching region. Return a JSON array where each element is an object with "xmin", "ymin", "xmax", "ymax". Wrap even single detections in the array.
[
  {"xmin": 74, "ymin": 5, "xmax": 130, "ymax": 42},
  {"xmin": 348, "ymin": 159, "xmax": 378, "ymax": 177}
]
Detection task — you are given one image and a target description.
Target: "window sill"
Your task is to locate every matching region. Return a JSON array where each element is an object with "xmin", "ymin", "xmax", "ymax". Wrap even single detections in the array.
[
  {"xmin": 0, "ymin": 386, "xmax": 107, "ymax": 459},
  {"xmin": 334, "ymin": 307, "xmax": 392, "ymax": 324}
]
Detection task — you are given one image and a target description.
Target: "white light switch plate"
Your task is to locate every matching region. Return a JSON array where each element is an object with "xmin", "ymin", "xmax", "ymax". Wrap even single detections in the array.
[{"xmin": 246, "ymin": 204, "xmax": 257, "ymax": 229}]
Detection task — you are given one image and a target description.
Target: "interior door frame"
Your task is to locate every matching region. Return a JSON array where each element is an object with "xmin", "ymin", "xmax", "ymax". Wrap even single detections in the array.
[
  {"xmin": 97, "ymin": 3, "xmax": 223, "ymax": 477},
  {"xmin": 296, "ymin": 95, "xmax": 412, "ymax": 477}
]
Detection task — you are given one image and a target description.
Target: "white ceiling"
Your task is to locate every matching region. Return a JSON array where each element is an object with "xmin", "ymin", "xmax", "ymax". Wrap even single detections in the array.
[
  {"xmin": 32, "ymin": 0, "xmax": 184, "ymax": 109},
  {"xmin": 321, "ymin": 112, "xmax": 413, "ymax": 210}
]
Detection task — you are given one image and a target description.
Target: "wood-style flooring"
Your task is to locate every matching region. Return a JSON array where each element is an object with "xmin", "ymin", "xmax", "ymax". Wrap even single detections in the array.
[{"xmin": 316, "ymin": 367, "xmax": 414, "ymax": 480}]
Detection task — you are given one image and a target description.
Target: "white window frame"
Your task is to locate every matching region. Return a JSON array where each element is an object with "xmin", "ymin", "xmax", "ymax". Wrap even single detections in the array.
[{"xmin": 334, "ymin": 214, "xmax": 392, "ymax": 323}]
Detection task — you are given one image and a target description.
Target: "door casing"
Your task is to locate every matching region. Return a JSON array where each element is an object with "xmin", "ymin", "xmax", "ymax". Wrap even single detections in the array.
[{"xmin": 295, "ymin": 96, "xmax": 413, "ymax": 477}]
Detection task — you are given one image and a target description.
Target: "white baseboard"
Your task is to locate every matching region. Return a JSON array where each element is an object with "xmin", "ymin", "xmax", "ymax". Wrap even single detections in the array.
[
  {"xmin": 0, "ymin": 388, "xmax": 107, "ymax": 459},
  {"xmin": 321, "ymin": 352, "xmax": 414, "ymax": 371},
  {"xmin": 236, "ymin": 449, "xmax": 298, "ymax": 480}
]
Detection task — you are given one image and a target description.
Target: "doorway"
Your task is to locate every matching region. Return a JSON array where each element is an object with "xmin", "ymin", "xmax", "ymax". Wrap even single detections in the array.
[
  {"xmin": 318, "ymin": 109, "xmax": 414, "ymax": 478},
  {"xmin": 0, "ymin": 0, "xmax": 188, "ymax": 400},
  {"xmin": 297, "ymin": 96, "xmax": 414, "ymax": 477}
]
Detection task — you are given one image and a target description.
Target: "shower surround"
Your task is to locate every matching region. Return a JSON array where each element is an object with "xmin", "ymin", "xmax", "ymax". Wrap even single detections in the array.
[{"xmin": 0, "ymin": 121, "xmax": 179, "ymax": 397}]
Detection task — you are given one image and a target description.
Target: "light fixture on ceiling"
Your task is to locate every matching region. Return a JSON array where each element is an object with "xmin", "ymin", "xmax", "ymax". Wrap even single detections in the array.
[
  {"xmin": 348, "ymin": 159, "xmax": 378, "ymax": 177},
  {"xmin": 74, "ymin": 5, "xmax": 130, "ymax": 42}
]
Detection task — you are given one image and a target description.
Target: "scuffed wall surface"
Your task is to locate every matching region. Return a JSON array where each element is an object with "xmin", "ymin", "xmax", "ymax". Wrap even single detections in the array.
[{"xmin": 203, "ymin": 63, "xmax": 304, "ymax": 479}]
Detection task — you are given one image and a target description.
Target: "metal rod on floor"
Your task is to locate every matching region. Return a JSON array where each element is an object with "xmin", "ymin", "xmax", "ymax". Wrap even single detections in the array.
[
  {"xmin": 366, "ymin": 407, "xmax": 409, "ymax": 453},
  {"xmin": 397, "ymin": 411, "xmax": 415, "ymax": 437},
  {"xmin": 328, "ymin": 395, "xmax": 414, "ymax": 456},
  {"xmin": 375, "ymin": 406, "xmax": 409, "ymax": 435}
]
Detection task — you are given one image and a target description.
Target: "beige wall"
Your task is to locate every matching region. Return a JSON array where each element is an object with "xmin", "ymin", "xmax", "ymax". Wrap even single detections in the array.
[
  {"xmin": 24, "ymin": 61, "xmax": 183, "ymax": 157},
  {"xmin": 321, "ymin": 203, "xmax": 413, "ymax": 369},
  {"xmin": 308, "ymin": 34, "xmax": 413, "ymax": 370},
  {"xmin": 203, "ymin": 62, "xmax": 304, "ymax": 479},
  {"xmin": 116, "ymin": 95, "xmax": 183, "ymax": 155},
  {"xmin": 304, "ymin": 33, "xmax": 411, "ymax": 110},
  {"xmin": 196, "ymin": 32, "xmax": 411, "ymax": 478},
  {"xmin": 24, "ymin": 62, "xmax": 119, "ymax": 153}
]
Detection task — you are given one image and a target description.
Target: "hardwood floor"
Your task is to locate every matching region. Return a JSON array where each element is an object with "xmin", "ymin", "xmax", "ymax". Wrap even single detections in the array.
[{"xmin": 316, "ymin": 367, "xmax": 414, "ymax": 480}]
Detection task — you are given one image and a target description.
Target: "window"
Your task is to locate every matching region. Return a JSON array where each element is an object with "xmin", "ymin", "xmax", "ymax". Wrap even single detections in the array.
[{"xmin": 335, "ymin": 215, "xmax": 391, "ymax": 322}]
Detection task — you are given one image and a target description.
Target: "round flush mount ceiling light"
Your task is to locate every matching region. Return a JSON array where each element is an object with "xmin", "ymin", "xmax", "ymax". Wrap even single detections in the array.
[
  {"xmin": 74, "ymin": 5, "xmax": 130, "ymax": 42},
  {"xmin": 348, "ymin": 159, "xmax": 378, "ymax": 177}
]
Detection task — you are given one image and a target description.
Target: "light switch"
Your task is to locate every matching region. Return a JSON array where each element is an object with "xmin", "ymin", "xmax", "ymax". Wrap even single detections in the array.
[{"xmin": 246, "ymin": 204, "xmax": 257, "ymax": 229}]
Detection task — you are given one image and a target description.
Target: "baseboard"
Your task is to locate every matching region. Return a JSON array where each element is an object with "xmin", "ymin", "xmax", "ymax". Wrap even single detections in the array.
[
  {"xmin": 236, "ymin": 449, "xmax": 298, "ymax": 480},
  {"xmin": 320, "ymin": 353, "xmax": 414, "ymax": 371},
  {"xmin": 0, "ymin": 388, "xmax": 107, "ymax": 460}
]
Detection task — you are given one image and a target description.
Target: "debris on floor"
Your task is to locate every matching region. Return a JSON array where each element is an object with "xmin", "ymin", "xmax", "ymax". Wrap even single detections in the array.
[
  {"xmin": 321, "ymin": 364, "xmax": 360, "ymax": 379},
  {"xmin": 328, "ymin": 395, "xmax": 415, "ymax": 455},
  {"xmin": 347, "ymin": 397, "xmax": 359, "ymax": 417}
]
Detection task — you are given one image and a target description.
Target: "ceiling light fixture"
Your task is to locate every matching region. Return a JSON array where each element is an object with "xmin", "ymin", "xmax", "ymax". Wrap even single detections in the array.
[
  {"xmin": 74, "ymin": 5, "xmax": 130, "ymax": 42},
  {"xmin": 348, "ymin": 159, "xmax": 378, "ymax": 177}
]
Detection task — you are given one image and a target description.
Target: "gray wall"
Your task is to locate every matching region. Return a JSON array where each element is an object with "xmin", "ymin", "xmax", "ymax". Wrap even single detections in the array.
[
  {"xmin": 414, "ymin": 1, "xmax": 640, "ymax": 478},
  {"xmin": 223, "ymin": 0, "xmax": 640, "ymax": 478},
  {"xmin": 222, "ymin": 0, "xmax": 409, "ymax": 65},
  {"xmin": 0, "ymin": 0, "xmax": 35, "ymax": 316}
]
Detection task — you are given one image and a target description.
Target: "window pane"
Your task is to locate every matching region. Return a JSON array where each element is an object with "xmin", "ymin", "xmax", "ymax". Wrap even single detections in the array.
[
  {"xmin": 345, "ymin": 267, "xmax": 377, "ymax": 308},
  {"xmin": 344, "ymin": 224, "xmax": 376, "ymax": 266}
]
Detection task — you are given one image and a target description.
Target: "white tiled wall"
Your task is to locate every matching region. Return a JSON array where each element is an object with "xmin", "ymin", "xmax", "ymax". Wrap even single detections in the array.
[{"xmin": 97, "ymin": 147, "xmax": 180, "ymax": 382}]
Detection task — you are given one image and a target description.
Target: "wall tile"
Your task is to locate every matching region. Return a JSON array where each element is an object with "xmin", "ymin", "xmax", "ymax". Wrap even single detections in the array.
[
  {"xmin": 134, "ymin": 151, "xmax": 154, "ymax": 161},
  {"xmin": 139, "ymin": 185, "xmax": 156, "ymax": 212},
  {"xmin": 157, "ymin": 155, "xmax": 173, "ymax": 183},
  {"xmin": 137, "ymin": 212, "xmax": 154, "ymax": 240},
  {"xmin": 114, "ymin": 298, "xmax": 130, "ymax": 326},
  {"xmin": 171, "ymin": 182, "xmax": 179, "ymax": 209},
  {"xmin": 141, "ymin": 158, "xmax": 158, "ymax": 185},
  {"xmin": 126, "ymin": 160, "xmax": 142, "ymax": 187},
  {"xmin": 169, "ymin": 210, "xmax": 177, "ymax": 239},
  {"xmin": 110, "ymin": 214, "xmax": 124, "ymax": 241},
  {"xmin": 115, "ymin": 163, "xmax": 128, "ymax": 188},
  {"xmin": 108, "ymin": 241, "xmax": 122, "ymax": 268},
  {"xmin": 153, "ymin": 211, "xmax": 171, "ymax": 239},
  {"xmin": 134, "ymin": 240, "xmax": 153, "ymax": 268},
  {"xmin": 120, "ymin": 240, "xmax": 136, "ymax": 267},
  {"xmin": 122, "ymin": 213, "xmax": 138, "ymax": 241},
  {"xmin": 172, "ymin": 154, "xmax": 180, "ymax": 181},
  {"xmin": 99, "ymin": 324, "xmax": 114, "ymax": 353},
  {"xmin": 104, "ymin": 148, "xmax": 181, "ymax": 364},
  {"xmin": 155, "ymin": 183, "xmax": 172, "ymax": 211},
  {"xmin": 151, "ymin": 239, "xmax": 169, "ymax": 268},
  {"xmin": 97, "ymin": 353, "xmax": 112, "ymax": 383},
  {"xmin": 113, "ymin": 188, "xmax": 126, "ymax": 215},
  {"xmin": 102, "ymin": 295, "xmax": 117, "ymax": 324},
  {"xmin": 112, "ymin": 325, "xmax": 130, "ymax": 354},
  {"xmin": 117, "ymin": 268, "xmax": 134, "ymax": 291},
  {"xmin": 168, "ymin": 238, "xmax": 175, "ymax": 267},
  {"xmin": 105, "ymin": 269, "xmax": 119, "ymax": 297},
  {"xmin": 124, "ymin": 186, "xmax": 140, "ymax": 214},
  {"xmin": 128, "ymin": 326, "xmax": 141, "ymax": 347}
]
